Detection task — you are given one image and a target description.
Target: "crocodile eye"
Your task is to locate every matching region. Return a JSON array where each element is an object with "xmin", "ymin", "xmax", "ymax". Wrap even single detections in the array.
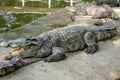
[
  {"xmin": 26, "ymin": 38, "xmax": 38, "ymax": 46},
  {"xmin": 30, "ymin": 38, "xmax": 38, "ymax": 42}
]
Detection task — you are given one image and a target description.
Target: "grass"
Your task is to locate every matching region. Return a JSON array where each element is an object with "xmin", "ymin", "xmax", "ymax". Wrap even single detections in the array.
[{"xmin": 0, "ymin": 7, "xmax": 62, "ymax": 13}]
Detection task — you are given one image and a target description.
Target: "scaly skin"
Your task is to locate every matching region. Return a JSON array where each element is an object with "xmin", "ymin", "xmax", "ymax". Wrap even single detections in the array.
[
  {"xmin": 95, "ymin": 0, "xmax": 120, "ymax": 7},
  {"xmin": 0, "ymin": 57, "xmax": 41, "ymax": 76},
  {"xmin": 0, "ymin": 21, "xmax": 117, "ymax": 61},
  {"xmin": 67, "ymin": 4, "xmax": 119, "ymax": 21},
  {"xmin": 0, "ymin": 21, "xmax": 117, "ymax": 76}
]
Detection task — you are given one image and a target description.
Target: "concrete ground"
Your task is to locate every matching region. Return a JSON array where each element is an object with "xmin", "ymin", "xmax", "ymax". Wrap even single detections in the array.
[{"xmin": 0, "ymin": 7, "xmax": 120, "ymax": 80}]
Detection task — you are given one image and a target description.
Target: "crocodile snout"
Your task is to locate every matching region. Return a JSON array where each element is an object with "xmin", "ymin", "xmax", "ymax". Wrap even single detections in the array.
[{"xmin": 0, "ymin": 41, "xmax": 9, "ymax": 47}]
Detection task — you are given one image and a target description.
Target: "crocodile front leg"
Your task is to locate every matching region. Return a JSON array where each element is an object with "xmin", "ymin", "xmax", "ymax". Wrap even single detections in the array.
[
  {"xmin": 43, "ymin": 47, "xmax": 66, "ymax": 62},
  {"xmin": 84, "ymin": 32, "xmax": 99, "ymax": 54}
]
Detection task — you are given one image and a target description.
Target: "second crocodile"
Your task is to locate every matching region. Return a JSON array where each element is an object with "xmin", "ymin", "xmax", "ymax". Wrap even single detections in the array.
[{"xmin": 67, "ymin": 4, "xmax": 119, "ymax": 21}]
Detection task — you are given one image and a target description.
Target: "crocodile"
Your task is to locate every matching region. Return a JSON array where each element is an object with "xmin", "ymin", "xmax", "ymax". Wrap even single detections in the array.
[
  {"xmin": 0, "ymin": 57, "xmax": 41, "ymax": 76},
  {"xmin": 0, "ymin": 21, "xmax": 117, "ymax": 61},
  {"xmin": 95, "ymin": 0, "xmax": 120, "ymax": 7},
  {"xmin": 0, "ymin": 21, "xmax": 117, "ymax": 76},
  {"xmin": 67, "ymin": 4, "xmax": 119, "ymax": 21}
]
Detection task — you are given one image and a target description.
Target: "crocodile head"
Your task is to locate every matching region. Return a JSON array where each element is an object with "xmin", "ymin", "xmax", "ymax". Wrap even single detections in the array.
[
  {"xmin": 2, "ymin": 37, "xmax": 44, "ymax": 60},
  {"xmin": 0, "ymin": 37, "xmax": 38, "ymax": 48}
]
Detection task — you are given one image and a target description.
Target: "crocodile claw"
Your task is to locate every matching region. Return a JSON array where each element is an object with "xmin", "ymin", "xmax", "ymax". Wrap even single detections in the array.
[
  {"xmin": 43, "ymin": 53, "xmax": 66, "ymax": 62},
  {"xmin": 43, "ymin": 57, "xmax": 54, "ymax": 62},
  {"xmin": 84, "ymin": 45, "xmax": 98, "ymax": 54},
  {"xmin": 43, "ymin": 55, "xmax": 57, "ymax": 62}
]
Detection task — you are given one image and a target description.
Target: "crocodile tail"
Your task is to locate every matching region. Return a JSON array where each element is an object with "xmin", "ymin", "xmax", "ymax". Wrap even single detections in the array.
[
  {"xmin": 23, "ymin": 58, "xmax": 42, "ymax": 66},
  {"xmin": 0, "ymin": 57, "xmax": 41, "ymax": 76},
  {"xmin": 0, "ymin": 57, "xmax": 23, "ymax": 76},
  {"xmin": 93, "ymin": 20, "xmax": 117, "ymax": 41},
  {"xmin": 94, "ymin": 19, "xmax": 117, "ymax": 29}
]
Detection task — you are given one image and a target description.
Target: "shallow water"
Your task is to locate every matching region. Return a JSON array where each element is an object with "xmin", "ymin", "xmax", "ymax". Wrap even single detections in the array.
[
  {"xmin": 0, "ymin": 0, "xmax": 93, "ymax": 30},
  {"xmin": 0, "ymin": 13, "xmax": 47, "ymax": 29}
]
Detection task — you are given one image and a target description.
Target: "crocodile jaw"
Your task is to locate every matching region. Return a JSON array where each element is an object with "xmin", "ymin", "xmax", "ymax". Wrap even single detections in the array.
[{"xmin": 4, "ymin": 46, "xmax": 31, "ymax": 60}]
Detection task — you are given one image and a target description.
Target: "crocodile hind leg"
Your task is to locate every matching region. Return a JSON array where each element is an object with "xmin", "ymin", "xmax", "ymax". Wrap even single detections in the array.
[
  {"xmin": 84, "ymin": 32, "xmax": 99, "ymax": 54},
  {"xmin": 43, "ymin": 47, "xmax": 66, "ymax": 62},
  {"xmin": 110, "ymin": 11, "xmax": 119, "ymax": 20}
]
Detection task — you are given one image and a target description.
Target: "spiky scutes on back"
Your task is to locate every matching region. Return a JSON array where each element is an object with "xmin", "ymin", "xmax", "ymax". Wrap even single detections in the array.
[
  {"xmin": 37, "ymin": 25, "xmax": 88, "ymax": 52},
  {"xmin": 38, "ymin": 21, "xmax": 117, "ymax": 51}
]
